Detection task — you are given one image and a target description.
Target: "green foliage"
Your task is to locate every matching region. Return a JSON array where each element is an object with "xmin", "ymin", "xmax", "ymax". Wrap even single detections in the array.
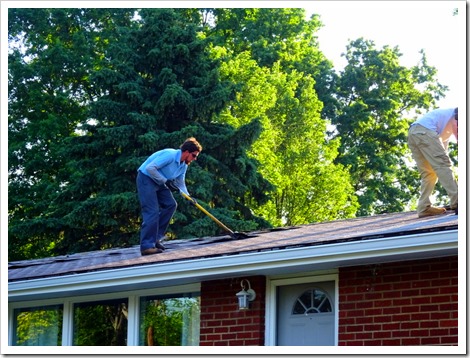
[
  {"xmin": 73, "ymin": 300, "xmax": 128, "ymax": 346},
  {"xmin": 331, "ymin": 38, "xmax": 449, "ymax": 215},
  {"xmin": 140, "ymin": 297, "xmax": 200, "ymax": 346},
  {"xmin": 212, "ymin": 9, "xmax": 358, "ymax": 225},
  {"xmin": 14, "ymin": 307, "xmax": 63, "ymax": 346}
]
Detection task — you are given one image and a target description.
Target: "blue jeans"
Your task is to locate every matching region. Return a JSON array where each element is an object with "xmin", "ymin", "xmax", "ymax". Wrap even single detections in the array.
[{"xmin": 136, "ymin": 171, "xmax": 177, "ymax": 251}]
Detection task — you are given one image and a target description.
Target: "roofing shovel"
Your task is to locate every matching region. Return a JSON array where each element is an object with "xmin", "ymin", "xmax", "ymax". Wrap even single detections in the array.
[{"xmin": 180, "ymin": 191, "xmax": 250, "ymax": 240}]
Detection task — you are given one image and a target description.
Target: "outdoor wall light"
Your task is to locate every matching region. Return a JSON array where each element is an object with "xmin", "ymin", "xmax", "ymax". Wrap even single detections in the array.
[{"xmin": 236, "ymin": 279, "xmax": 256, "ymax": 310}]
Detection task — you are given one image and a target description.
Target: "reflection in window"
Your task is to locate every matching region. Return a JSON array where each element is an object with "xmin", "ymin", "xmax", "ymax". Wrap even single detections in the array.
[
  {"xmin": 13, "ymin": 305, "xmax": 63, "ymax": 346},
  {"xmin": 292, "ymin": 289, "xmax": 332, "ymax": 314},
  {"xmin": 140, "ymin": 294, "xmax": 200, "ymax": 346},
  {"xmin": 73, "ymin": 298, "xmax": 128, "ymax": 346}
]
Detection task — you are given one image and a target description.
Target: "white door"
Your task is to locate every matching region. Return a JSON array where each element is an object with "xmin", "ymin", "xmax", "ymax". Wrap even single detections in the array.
[{"xmin": 277, "ymin": 281, "xmax": 335, "ymax": 346}]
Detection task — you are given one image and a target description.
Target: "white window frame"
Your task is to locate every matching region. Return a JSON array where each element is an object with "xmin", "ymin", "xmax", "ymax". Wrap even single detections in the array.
[
  {"xmin": 265, "ymin": 270, "xmax": 339, "ymax": 346},
  {"xmin": 8, "ymin": 283, "xmax": 200, "ymax": 346}
]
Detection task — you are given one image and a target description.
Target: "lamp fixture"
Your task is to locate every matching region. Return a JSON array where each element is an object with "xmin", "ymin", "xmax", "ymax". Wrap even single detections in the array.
[{"xmin": 236, "ymin": 279, "xmax": 256, "ymax": 310}]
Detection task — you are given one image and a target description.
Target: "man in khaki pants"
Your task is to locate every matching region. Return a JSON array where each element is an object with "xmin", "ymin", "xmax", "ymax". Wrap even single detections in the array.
[{"xmin": 407, "ymin": 108, "xmax": 458, "ymax": 218}]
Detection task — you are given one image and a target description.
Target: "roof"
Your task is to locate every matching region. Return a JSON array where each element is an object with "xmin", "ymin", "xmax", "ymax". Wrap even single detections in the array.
[
  {"xmin": 9, "ymin": 211, "xmax": 458, "ymax": 281},
  {"xmin": 8, "ymin": 211, "xmax": 458, "ymax": 302}
]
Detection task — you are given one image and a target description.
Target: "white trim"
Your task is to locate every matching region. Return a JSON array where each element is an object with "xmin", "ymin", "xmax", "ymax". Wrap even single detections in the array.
[
  {"xmin": 127, "ymin": 295, "xmax": 139, "ymax": 346},
  {"xmin": 62, "ymin": 300, "xmax": 73, "ymax": 346},
  {"xmin": 265, "ymin": 272, "xmax": 339, "ymax": 346},
  {"xmin": 9, "ymin": 230, "xmax": 457, "ymax": 302},
  {"xmin": 8, "ymin": 282, "xmax": 200, "ymax": 348}
]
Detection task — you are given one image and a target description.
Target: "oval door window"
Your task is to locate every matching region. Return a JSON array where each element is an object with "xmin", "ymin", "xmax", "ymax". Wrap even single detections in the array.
[{"xmin": 292, "ymin": 288, "xmax": 332, "ymax": 314}]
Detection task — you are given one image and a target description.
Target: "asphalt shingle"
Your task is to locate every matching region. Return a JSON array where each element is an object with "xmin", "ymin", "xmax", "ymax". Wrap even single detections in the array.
[{"xmin": 8, "ymin": 211, "xmax": 458, "ymax": 282}]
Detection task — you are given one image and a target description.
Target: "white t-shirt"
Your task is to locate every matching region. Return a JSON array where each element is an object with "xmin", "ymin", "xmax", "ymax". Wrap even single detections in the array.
[{"xmin": 415, "ymin": 108, "xmax": 457, "ymax": 143}]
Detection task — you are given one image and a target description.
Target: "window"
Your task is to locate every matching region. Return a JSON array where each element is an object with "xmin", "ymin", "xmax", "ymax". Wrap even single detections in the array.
[
  {"xmin": 12, "ymin": 305, "xmax": 63, "ymax": 346},
  {"xmin": 139, "ymin": 293, "xmax": 200, "ymax": 346},
  {"xmin": 292, "ymin": 288, "xmax": 332, "ymax": 314},
  {"xmin": 73, "ymin": 298, "xmax": 128, "ymax": 346}
]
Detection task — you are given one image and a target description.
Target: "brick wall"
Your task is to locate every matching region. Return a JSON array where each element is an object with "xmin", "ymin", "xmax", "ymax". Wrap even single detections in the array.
[
  {"xmin": 199, "ymin": 276, "xmax": 266, "ymax": 346},
  {"xmin": 338, "ymin": 256, "xmax": 458, "ymax": 346}
]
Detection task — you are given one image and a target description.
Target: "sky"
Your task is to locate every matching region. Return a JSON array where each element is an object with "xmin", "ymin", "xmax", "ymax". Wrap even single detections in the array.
[{"xmin": 304, "ymin": 1, "xmax": 465, "ymax": 110}]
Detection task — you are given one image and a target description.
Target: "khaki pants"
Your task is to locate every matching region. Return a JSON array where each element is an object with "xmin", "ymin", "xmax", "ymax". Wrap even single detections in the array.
[{"xmin": 407, "ymin": 124, "xmax": 458, "ymax": 214}]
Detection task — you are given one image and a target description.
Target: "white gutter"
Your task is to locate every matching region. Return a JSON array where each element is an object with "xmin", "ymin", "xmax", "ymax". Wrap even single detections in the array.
[{"xmin": 9, "ymin": 230, "xmax": 457, "ymax": 301}]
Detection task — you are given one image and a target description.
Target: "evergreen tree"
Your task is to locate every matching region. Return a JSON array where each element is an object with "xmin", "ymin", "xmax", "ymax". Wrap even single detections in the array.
[{"xmin": 8, "ymin": 8, "xmax": 272, "ymax": 260}]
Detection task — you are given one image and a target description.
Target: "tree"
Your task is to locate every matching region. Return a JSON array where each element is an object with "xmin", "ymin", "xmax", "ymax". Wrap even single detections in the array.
[
  {"xmin": 8, "ymin": 8, "xmax": 137, "ymax": 259},
  {"xmin": 211, "ymin": 9, "xmax": 358, "ymax": 225},
  {"xmin": 8, "ymin": 8, "xmax": 271, "ymax": 260},
  {"xmin": 332, "ymin": 38, "xmax": 449, "ymax": 215}
]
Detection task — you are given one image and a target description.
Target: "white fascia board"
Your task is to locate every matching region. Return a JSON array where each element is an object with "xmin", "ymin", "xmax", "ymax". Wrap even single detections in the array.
[{"xmin": 9, "ymin": 230, "xmax": 457, "ymax": 301}]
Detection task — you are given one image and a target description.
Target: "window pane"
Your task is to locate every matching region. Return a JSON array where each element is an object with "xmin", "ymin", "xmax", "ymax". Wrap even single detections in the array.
[
  {"xmin": 13, "ymin": 305, "xmax": 63, "ymax": 346},
  {"xmin": 139, "ymin": 294, "xmax": 200, "ymax": 346},
  {"xmin": 73, "ymin": 298, "xmax": 128, "ymax": 346},
  {"xmin": 292, "ymin": 289, "xmax": 332, "ymax": 315}
]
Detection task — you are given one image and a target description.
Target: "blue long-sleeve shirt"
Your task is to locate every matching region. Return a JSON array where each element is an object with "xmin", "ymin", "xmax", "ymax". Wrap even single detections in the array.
[{"xmin": 138, "ymin": 148, "xmax": 189, "ymax": 194}]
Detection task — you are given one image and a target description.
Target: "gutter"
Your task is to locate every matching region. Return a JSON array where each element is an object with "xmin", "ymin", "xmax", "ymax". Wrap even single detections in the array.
[{"xmin": 9, "ymin": 229, "xmax": 458, "ymax": 302}]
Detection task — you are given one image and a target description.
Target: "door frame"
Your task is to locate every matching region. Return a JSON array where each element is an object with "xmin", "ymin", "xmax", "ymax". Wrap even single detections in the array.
[{"xmin": 265, "ymin": 271, "xmax": 339, "ymax": 346}]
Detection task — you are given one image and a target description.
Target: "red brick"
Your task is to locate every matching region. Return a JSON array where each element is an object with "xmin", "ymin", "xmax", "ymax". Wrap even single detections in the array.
[
  {"xmin": 401, "ymin": 305, "xmax": 420, "ymax": 313},
  {"xmin": 400, "ymin": 321, "xmax": 419, "ymax": 330},
  {"xmin": 382, "ymin": 339, "xmax": 401, "ymax": 345},
  {"xmin": 411, "ymin": 313, "xmax": 429, "ymax": 321},
  {"xmin": 420, "ymin": 320, "xmax": 438, "ymax": 328},
  {"xmin": 401, "ymin": 289, "xmax": 420, "ymax": 297},
  {"xmin": 411, "ymin": 296, "xmax": 430, "ymax": 305},
  {"xmin": 410, "ymin": 329, "xmax": 429, "ymax": 337},
  {"xmin": 392, "ymin": 330, "xmax": 410, "ymax": 338},
  {"xmin": 383, "ymin": 307, "xmax": 401, "ymax": 315},
  {"xmin": 391, "ymin": 314, "xmax": 410, "ymax": 321},
  {"xmin": 356, "ymin": 300, "xmax": 373, "ymax": 309},
  {"xmin": 373, "ymin": 331, "xmax": 391, "ymax": 339},
  {"xmin": 393, "ymin": 298, "xmax": 411, "ymax": 306},
  {"xmin": 339, "ymin": 333, "xmax": 355, "ymax": 341},
  {"xmin": 439, "ymin": 319, "xmax": 458, "ymax": 328},
  {"xmin": 420, "ymin": 304, "xmax": 439, "ymax": 312},
  {"xmin": 347, "ymin": 325, "xmax": 364, "ymax": 333},
  {"xmin": 431, "ymin": 295, "xmax": 452, "ymax": 304},
  {"xmin": 363, "ymin": 339, "xmax": 382, "ymax": 346},
  {"xmin": 430, "ymin": 328, "xmax": 449, "ymax": 336},
  {"xmin": 401, "ymin": 337, "xmax": 421, "ymax": 345},
  {"xmin": 439, "ymin": 303, "xmax": 457, "ymax": 311},
  {"xmin": 374, "ymin": 300, "xmax": 392, "ymax": 308},
  {"xmin": 382, "ymin": 323, "xmax": 400, "ymax": 330},
  {"xmin": 364, "ymin": 292, "xmax": 382, "ymax": 300},
  {"xmin": 441, "ymin": 336, "xmax": 458, "ymax": 344},
  {"xmin": 356, "ymin": 332, "xmax": 373, "ymax": 340},
  {"xmin": 374, "ymin": 315, "xmax": 392, "ymax": 323},
  {"xmin": 421, "ymin": 337, "xmax": 440, "ymax": 345},
  {"xmin": 364, "ymin": 324, "xmax": 381, "ymax": 331},
  {"xmin": 364, "ymin": 308, "xmax": 382, "ymax": 316}
]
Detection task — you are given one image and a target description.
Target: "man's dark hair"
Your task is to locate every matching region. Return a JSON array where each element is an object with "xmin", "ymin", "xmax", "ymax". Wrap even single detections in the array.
[
  {"xmin": 454, "ymin": 107, "xmax": 458, "ymax": 121},
  {"xmin": 181, "ymin": 137, "xmax": 202, "ymax": 153}
]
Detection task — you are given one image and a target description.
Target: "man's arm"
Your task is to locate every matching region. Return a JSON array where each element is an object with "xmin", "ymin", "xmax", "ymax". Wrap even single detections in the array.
[{"xmin": 147, "ymin": 163, "xmax": 168, "ymax": 185}]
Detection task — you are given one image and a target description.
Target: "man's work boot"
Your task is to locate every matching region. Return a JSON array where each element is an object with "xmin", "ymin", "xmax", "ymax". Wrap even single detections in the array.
[
  {"xmin": 141, "ymin": 247, "xmax": 163, "ymax": 256},
  {"xmin": 155, "ymin": 241, "xmax": 166, "ymax": 251},
  {"xmin": 418, "ymin": 206, "xmax": 446, "ymax": 218},
  {"xmin": 156, "ymin": 236, "xmax": 169, "ymax": 250}
]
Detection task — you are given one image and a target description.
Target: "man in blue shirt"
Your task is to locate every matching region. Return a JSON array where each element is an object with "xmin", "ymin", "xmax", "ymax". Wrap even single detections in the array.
[{"xmin": 137, "ymin": 137, "xmax": 202, "ymax": 255}]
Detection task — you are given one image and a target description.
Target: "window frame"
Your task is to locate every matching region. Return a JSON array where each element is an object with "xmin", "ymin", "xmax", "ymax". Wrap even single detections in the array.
[{"xmin": 8, "ymin": 283, "xmax": 200, "ymax": 346}]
